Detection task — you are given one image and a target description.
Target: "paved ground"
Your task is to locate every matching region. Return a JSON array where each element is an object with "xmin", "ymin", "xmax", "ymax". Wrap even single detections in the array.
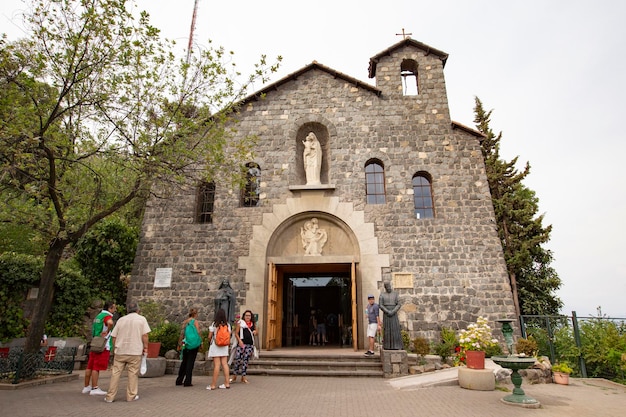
[{"xmin": 1, "ymin": 369, "xmax": 625, "ymax": 417}]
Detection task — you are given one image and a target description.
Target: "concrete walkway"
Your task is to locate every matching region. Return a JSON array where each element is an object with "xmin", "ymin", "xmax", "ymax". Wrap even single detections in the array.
[{"xmin": 1, "ymin": 369, "xmax": 625, "ymax": 417}]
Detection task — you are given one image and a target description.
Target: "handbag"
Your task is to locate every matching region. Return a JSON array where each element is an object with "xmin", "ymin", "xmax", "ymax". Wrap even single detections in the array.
[{"xmin": 90, "ymin": 336, "xmax": 107, "ymax": 353}]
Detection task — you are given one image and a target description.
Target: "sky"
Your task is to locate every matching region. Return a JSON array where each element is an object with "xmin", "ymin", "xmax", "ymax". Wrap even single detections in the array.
[{"xmin": 2, "ymin": 0, "xmax": 625, "ymax": 318}]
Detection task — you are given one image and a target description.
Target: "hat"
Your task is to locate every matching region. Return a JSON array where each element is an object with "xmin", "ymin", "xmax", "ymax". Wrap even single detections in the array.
[{"xmin": 367, "ymin": 295, "xmax": 375, "ymax": 299}]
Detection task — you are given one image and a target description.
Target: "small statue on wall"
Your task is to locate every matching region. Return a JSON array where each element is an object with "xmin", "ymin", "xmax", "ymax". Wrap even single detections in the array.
[
  {"xmin": 301, "ymin": 218, "xmax": 327, "ymax": 256},
  {"xmin": 303, "ymin": 132, "xmax": 322, "ymax": 185}
]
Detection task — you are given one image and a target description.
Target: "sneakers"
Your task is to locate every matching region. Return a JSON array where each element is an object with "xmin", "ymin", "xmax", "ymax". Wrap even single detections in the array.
[
  {"xmin": 129, "ymin": 395, "xmax": 139, "ymax": 402},
  {"xmin": 104, "ymin": 398, "xmax": 113, "ymax": 403},
  {"xmin": 89, "ymin": 387, "xmax": 107, "ymax": 396},
  {"xmin": 364, "ymin": 350, "xmax": 375, "ymax": 356},
  {"xmin": 81, "ymin": 385, "xmax": 92, "ymax": 394}
]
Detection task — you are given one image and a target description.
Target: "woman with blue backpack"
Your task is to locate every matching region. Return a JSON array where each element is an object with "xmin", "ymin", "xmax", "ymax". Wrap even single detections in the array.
[{"xmin": 176, "ymin": 308, "xmax": 202, "ymax": 387}]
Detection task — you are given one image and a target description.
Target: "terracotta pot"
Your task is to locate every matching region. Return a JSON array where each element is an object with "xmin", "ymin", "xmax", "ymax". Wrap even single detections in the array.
[
  {"xmin": 466, "ymin": 350, "xmax": 486, "ymax": 369},
  {"xmin": 553, "ymin": 371, "xmax": 570, "ymax": 385},
  {"xmin": 147, "ymin": 342, "xmax": 161, "ymax": 358}
]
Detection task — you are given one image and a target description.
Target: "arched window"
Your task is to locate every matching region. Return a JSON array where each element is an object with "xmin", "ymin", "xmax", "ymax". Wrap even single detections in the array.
[
  {"xmin": 196, "ymin": 181, "xmax": 216, "ymax": 223},
  {"xmin": 365, "ymin": 160, "xmax": 386, "ymax": 204},
  {"xmin": 401, "ymin": 59, "xmax": 419, "ymax": 96},
  {"xmin": 412, "ymin": 172, "xmax": 434, "ymax": 219},
  {"xmin": 241, "ymin": 162, "xmax": 261, "ymax": 207}
]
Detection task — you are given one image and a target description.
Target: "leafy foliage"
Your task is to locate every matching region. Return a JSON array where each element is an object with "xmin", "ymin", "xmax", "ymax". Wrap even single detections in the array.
[
  {"xmin": 0, "ymin": 253, "xmax": 41, "ymax": 341},
  {"xmin": 412, "ymin": 336, "xmax": 431, "ymax": 356},
  {"xmin": 433, "ymin": 327, "xmax": 458, "ymax": 362},
  {"xmin": 0, "ymin": 0, "xmax": 280, "ymax": 352},
  {"xmin": 74, "ymin": 218, "xmax": 138, "ymax": 304},
  {"xmin": 515, "ymin": 337, "xmax": 538, "ymax": 356},
  {"xmin": 474, "ymin": 97, "xmax": 562, "ymax": 315}
]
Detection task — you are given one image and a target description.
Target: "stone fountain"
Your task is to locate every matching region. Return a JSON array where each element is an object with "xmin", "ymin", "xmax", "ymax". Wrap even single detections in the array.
[{"xmin": 491, "ymin": 319, "xmax": 541, "ymax": 408}]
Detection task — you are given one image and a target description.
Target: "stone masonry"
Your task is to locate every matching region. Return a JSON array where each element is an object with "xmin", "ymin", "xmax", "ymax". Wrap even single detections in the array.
[{"xmin": 128, "ymin": 38, "xmax": 517, "ymax": 349}]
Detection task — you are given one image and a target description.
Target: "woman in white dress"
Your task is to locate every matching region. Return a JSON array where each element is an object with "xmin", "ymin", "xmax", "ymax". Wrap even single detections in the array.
[{"xmin": 206, "ymin": 308, "xmax": 231, "ymax": 390}]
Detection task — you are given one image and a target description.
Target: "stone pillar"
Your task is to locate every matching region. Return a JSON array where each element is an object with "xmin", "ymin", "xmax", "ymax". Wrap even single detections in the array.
[{"xmin": 381, "ymin": 349, "xmax": 408, "ymax": 378}]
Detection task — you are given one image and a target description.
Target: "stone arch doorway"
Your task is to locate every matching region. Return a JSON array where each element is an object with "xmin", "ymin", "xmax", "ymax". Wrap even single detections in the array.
[
  {"xmin": 265, "ymin": 212, "xmax": 360, "ymax": 351},
  {"xmin": 237, "ymin": 191, "xmax": 390, "ymax": 351},
  {"xmin": 269, "ymin": 262, "xmax": 356, "ymax": 349}
]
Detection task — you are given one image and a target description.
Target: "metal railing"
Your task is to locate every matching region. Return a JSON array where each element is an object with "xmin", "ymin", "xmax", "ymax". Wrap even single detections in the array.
[
  {"xmin": 520, "ymin": 312, "xmax": 626, "ymax": 380},
  {"xmin": 0, "ymin": 346, "xmax": 76, "ymax": 384}
]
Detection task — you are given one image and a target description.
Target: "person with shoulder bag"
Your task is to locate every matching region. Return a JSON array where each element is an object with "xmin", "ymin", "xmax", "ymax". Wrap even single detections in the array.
[
  {"xmin": 83, "ymin": 300, "xmax": 116, "ymax": 396},
  {"xmin": 230, "ymin": 309, "xmax": 258, "ymax": 384},
  {"xmin": 206, "ymin": 308, "xmax": 231, "ymax": 390},
  {"xmin": 176, "ymin": 308, "xmax": 202, "ymax": 387}
]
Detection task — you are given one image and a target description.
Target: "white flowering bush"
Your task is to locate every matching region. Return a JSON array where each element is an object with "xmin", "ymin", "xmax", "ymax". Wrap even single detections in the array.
[{"xmin": 458, "ymin": 316, "xmax": 499, "ymax": 352}]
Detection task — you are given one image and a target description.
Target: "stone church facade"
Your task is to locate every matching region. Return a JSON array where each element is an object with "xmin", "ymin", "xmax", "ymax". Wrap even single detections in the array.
[{"xmin": 127, "ymin": 38, "xmax": 517, "ymax": 350}]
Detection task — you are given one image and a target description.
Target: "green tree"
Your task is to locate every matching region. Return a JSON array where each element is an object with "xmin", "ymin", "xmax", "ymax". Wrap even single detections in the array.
[
  {"xmin": 473, "ymin": 97, "xmax": 562, "ymax": 315},
  {"xmin": 0, "ymin": 0, "xmax": 280, "ymax": 354},
  {"xmin": 73, "ymin": 217, "xmax": 138, "ymax": 304}
]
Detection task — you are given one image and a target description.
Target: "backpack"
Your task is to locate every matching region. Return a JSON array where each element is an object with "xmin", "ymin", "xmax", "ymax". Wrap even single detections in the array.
[
  {"xmin": 184, "ymin": 319, "xmax": 202, "ymax": 350},
  {"xmin": 215, "ymin": 324, "xmax": 231, "ymax": 347}
]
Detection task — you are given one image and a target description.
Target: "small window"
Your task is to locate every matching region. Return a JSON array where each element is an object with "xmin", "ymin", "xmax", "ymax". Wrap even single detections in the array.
[
  {"xmin": 412, "ymin": 173, "xmax": 434, "ymax": 219},
  {"xmin": 196, "ymin": 181, "xmax": 216, "ymax": 223},
  {"xmin": 241, "ymin": 163, "xmax": 261, "ymax": 207},
  {"xmin": 365, "ymin": 160, "xmax": 386, "ymax": 204},
  {"xmin": 401, "ymin": 59, "xmax": 418, "ymax": 96}
]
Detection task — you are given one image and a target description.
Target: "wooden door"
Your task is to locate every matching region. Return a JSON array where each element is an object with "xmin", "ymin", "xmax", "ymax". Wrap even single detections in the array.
[
  {"xmin": 351, "ymin": 261, "xmax": 358, "ymax": 351},
  {"xmin": 265, "ymin": 262, "xmax": 278, "ymax": 350}
]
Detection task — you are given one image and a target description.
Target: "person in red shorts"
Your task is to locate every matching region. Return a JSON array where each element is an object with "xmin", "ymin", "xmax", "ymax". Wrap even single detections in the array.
[{"xmin": 82, "ymin": 300, "xmax": 116, "ymax": 395}]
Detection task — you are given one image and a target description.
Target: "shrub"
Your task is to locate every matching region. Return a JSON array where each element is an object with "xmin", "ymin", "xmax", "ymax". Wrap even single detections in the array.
[
  {"xmin": 434, "ymin": 327, "xmax": 457, "ymax": 362},
  {"xmin": 412, "ymin": 337, "xmax": 430, "ymax": 356},
  {"xmin": 150, "ymin": 322, "xmax": 180, "ymax": 356},
  {"xmin": 516, "ymin": 337, "xmax": 539, "ymax": 356},
  {"xmin": 552, "ymin": 362, "xmax": 573, "ymax": 374},
  {"xmin": 401, "ymin": 329, "xmax": 411, "ymax": 351}
]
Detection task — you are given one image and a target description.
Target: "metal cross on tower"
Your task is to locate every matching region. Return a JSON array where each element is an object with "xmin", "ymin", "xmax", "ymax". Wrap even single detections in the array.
[{"xmin": 396, "ymin": 28, "xmax": 413, "ymax": 39}]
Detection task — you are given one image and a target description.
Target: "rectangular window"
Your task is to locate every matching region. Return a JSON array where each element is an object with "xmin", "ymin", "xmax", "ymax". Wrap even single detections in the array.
[{"xmin": 197, "ymin": 182, "xmax": 216, "ymax": 223}]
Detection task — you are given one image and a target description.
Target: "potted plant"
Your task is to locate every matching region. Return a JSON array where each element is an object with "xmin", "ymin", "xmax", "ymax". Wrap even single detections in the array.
[
  {"xmin": 457, "ymin": 316, "xmax": 499, "ymax": 369},
  {"xmin": 552, "ymin": 362, "xmax": 573, "ymax": 385}
]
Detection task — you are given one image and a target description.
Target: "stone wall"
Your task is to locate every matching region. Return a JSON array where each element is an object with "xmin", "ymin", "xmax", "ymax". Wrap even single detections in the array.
[{"xmin": 127, "ymin": 39, "xmax": 517, "ymax": 346}]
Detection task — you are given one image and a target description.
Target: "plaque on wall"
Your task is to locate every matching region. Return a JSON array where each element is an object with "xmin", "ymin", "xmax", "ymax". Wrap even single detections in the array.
[
  {"xmin": 154, "ymin": 268, "xmax": 173, "ymax": 288},
  {"xmin": 393, "ymin": 273, "xmax": 413, "ymax": 289}
]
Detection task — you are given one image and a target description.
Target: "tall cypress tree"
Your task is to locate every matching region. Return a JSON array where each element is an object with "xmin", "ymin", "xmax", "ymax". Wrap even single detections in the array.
[{"xmin": 474, "ymin": 97, "xmax": 562, "ymax": 315}]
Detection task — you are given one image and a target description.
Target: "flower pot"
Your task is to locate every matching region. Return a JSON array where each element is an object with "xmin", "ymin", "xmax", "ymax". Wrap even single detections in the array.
[
  {"xmin": 553, "ymin": 371, "xmax": 570, "ymax": 385},
  {"xmin": 466, "ymin": 350, "xmax": 486, "ymax": 369},
  {"xmin": 147, "ymin": 342, "xmax": 161, "ymax": 358}
]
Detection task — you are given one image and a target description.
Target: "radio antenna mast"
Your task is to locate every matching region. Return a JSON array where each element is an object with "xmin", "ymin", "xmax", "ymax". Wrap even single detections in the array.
[{"xmin": 186, "ymin": 0, "xmax": 199, "ymax": 64}]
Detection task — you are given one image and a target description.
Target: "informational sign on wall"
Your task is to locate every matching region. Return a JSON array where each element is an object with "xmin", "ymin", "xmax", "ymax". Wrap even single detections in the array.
[
  {"xmin": 154, "ymin": 268, "xmax": 172, "ymax": 288},
  {"xmin": 393, "ymin": 273, "xmax": 413, "ymax": 289}
]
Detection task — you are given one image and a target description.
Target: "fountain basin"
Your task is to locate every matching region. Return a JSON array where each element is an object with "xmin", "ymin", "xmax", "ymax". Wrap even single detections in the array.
[
  {"xmin": 491, "ymin": 356, "xmax": 540, "ymax": 408},
  {"xmin": 491, "ymin": 355, "xmax": 536, "ymax": 370}
]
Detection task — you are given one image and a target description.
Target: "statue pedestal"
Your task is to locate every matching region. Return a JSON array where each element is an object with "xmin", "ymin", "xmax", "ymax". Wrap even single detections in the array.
[{"xmin": 381, "ymin": 349, "xmax": 408, "ymax": 378}]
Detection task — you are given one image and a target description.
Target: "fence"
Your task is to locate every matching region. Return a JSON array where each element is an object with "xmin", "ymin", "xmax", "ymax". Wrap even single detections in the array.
[
  {"xmin": 0, "ymin": 346, "xmax": 76, "ymax": 384},
  {"xmin": 520, "ymin": 312, "xmax": 626, "ymax": 380}
]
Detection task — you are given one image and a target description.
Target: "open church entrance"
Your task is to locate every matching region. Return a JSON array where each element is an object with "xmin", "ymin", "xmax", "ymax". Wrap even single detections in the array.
[
  {"xmin": 283, "ymin": 272, "xmax": 352, "ymax": 347},
  {"xmin": 268, "ymin": 263, "xmax": 356, "ymax": 349}
]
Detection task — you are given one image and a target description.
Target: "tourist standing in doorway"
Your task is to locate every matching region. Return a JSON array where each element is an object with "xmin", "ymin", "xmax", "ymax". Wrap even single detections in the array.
[
  {"xmin": 104, "ymin": 301, "xmax": 150, "ymax": 403},
  {"xmin": 83, "ymin": 300, "xmax": 116, "ymax": 395},
  {"xmin": 316, "ymin": 309, "xmax": 328, "ymax": 346},
  {"xmin": 308, "ymin": 309, "xmax": 318, "ymax": 345},
  {"xmin": 206, "ymin": 308, "xmax": 231, "ymax": 390},
  {"xmin": 231, "ymin": 309, "xmax": 256, "ymax": 384},
  {"xmin": 364, "ymin": 295, "xmax": 381, "ymax": 356}
]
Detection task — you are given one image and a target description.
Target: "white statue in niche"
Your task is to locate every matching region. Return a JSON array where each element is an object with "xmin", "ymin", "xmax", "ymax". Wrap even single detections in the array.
[
  {"xmin": 302, "ymin": 132, "xmax": 322, "ymax": 185},
  {"xmin": 301, "ymin": 218, "xmax": 327, "ymax": 256}
]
